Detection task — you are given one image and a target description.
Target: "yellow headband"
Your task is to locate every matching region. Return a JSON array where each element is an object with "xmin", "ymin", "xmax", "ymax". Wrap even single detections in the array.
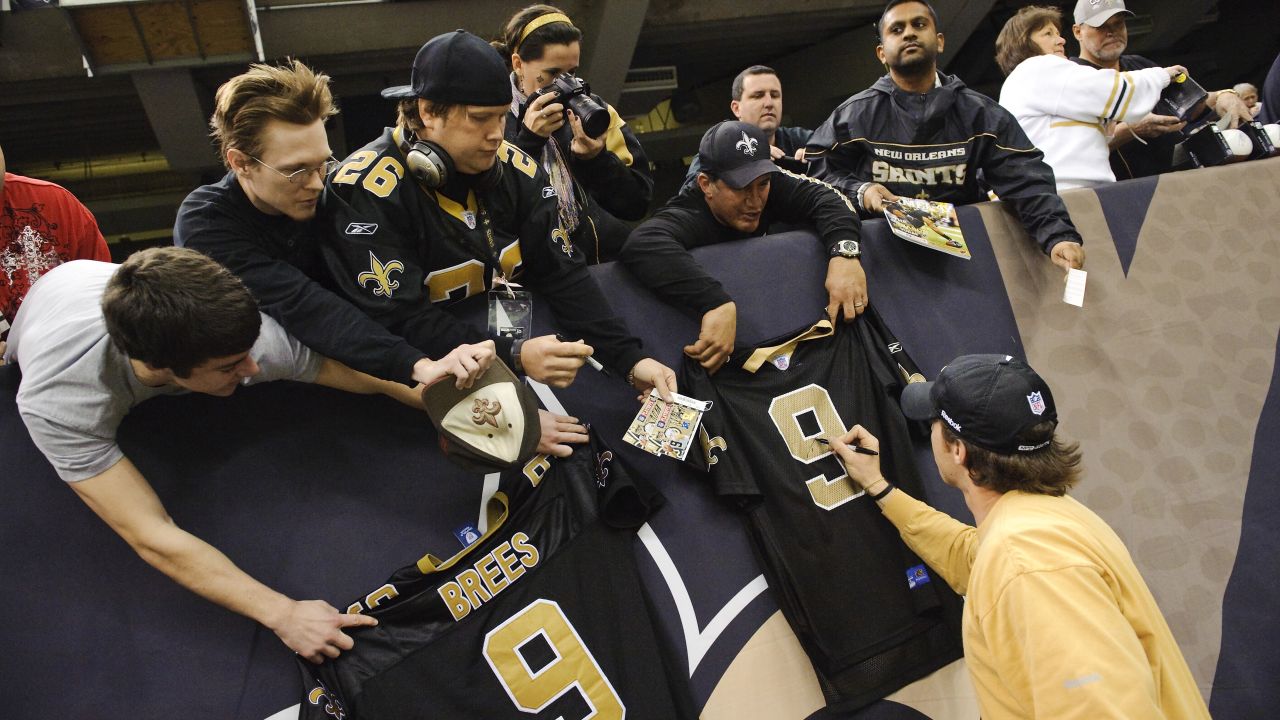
[{"xmin": 517, "ymin": 12, "xmax": 575, "ymax": 49}]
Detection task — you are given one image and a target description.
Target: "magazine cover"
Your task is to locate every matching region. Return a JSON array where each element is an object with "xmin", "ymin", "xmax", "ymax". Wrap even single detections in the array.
[{"xmin": 883, "ymin": 198, "xmax": 970, "ymax": 259}]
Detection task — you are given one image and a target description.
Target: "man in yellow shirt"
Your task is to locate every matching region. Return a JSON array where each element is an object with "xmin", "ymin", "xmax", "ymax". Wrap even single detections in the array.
[{"xmin": 830, "ymin": 354, "xmax": 1209, "ymax": 719}]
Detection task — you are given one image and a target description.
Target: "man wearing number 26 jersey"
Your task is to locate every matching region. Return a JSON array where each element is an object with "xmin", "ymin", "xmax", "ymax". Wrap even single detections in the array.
[
  {"xmin": 298, "ymin": 429, "xmax": 694, "ymax": 719},
  {"xmin": 683, "ymin": 314, "xmax": 962, "ymax": 712},
  {"xmin": 318, "ymin": 30, "xmax": 675, "ymax": 400}
]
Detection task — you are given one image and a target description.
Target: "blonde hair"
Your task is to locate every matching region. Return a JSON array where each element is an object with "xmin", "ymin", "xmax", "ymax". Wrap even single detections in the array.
[{"xmin": 209, "ymin": 59, "xmax": 338, "ymax": 169}]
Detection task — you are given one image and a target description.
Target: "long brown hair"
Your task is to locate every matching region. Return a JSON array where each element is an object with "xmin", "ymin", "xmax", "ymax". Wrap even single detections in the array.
[{"xmin": 942, "ymin": 421, "xmax": 1083, "ymax": 496}]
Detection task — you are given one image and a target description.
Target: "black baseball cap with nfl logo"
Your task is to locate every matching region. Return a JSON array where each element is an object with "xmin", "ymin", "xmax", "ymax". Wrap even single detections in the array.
[
  {"xmin": 900, "ymin": 354, "xmax": 1058, "ymax": 454},
  {"xmin": 422, "ymin": 359, "xmax": 541, "ymax": 472},
  {"xmin": 697, "ymin": 121, "xmax": 780, "ymax": 189}
]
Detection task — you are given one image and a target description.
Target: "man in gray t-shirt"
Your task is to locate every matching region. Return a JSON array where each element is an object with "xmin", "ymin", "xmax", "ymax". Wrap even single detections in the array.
[{"xmin": 4, "ymin": 247, "xmax": 491, "ymax": 664}]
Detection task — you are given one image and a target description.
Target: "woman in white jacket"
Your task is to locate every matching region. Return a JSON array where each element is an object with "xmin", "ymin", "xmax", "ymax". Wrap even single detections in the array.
[{"xmin": 996, "ymin": 6, "xmax": 1183, "ymax": 191}]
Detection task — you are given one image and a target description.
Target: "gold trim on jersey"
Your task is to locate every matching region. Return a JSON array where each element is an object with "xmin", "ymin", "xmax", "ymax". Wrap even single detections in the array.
[
  {"xmin": 744, "ymin": 320, "xmax": 835, "ymax": 373},
  {"xmin": 1050, "ymin": 120, "xmax": 1109, "ymax": 139},
  {"xmin": 604, "ymin": 105, "xmax": 634, "ymax": 167},
  {"xmin": 434, "ymin": 188, "xmax": 479, "ymax": 226}
]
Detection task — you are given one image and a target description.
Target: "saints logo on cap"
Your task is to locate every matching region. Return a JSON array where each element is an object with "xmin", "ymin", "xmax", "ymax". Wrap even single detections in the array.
[
  {"xmin": 424, "ymin": 359, "xmax": 542, "ymax": 472},
  {"xmin": 736, "ymin": 131, "xmax": 759, "ymax": 156},
  {"xmin": 471, "ymin": 398, "xmax": 502, "ymax": 428}
]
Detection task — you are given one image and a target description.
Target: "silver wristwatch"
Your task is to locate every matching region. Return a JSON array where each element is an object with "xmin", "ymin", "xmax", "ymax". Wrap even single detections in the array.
[{"xmin": 830, "ymin": 239, "xmax": 861, "ymax": 259}]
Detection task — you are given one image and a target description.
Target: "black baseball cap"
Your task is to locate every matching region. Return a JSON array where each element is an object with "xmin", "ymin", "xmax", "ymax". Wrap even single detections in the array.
[
  {"xmin": 697, "ymin": 121, "xmax": 780, "ymax": 189},
  {"xmin": 422, "ymin": 359, "xmax": 541, "ymax": 473},
  {"xmin": 900, "ymin": 354, "xmax": 1058, "ymax": 454},
  {"xmin": 381, "ymin": 30, "xmax": 512, "ymax": 106}
]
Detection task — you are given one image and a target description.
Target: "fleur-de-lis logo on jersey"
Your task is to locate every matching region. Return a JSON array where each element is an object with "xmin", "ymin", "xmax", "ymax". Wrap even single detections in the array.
[
  {"xmin": 308, "ymin": 683, "xmax": 347, "ymax": 719},
  {"xmin": 594, "ymin": 449, "xmax": 614, "ymax": 486},
  {"xmin": 551, "ymin": 226, "xmax": 573, "ymax": 257},
  {"xmin": 736, "ymin": 131, "xmax": 759, "ymax": 156},
  {"xmin": 471, "ymin": 397, "xmax": 503, "ymax": 427},
  {"xmin": 357, "ymin": 251, "xmax": 404, "ymax": 298}
]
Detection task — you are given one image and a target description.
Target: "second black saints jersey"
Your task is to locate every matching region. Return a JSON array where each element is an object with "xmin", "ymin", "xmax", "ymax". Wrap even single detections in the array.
[
  {"xmin": 319, "ymin": 126, "xmax": 644, "ymax": 375},
  {"xmin": 298, "ymin": 430, "xmax": 694, "ymax": 720},
  {"xmin": 683, "ymin": 314, "xmax": 962, "ymax": 711}
]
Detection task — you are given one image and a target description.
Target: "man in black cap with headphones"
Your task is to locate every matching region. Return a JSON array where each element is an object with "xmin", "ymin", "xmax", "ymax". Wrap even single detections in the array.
[
  {"xmin": 320, "ymin": 30, "xmax": 675, "ymax": 403},
  {"xmin": 829, "ymin": 354, "xmax": 1208, "ymax": 719},
  {"xmin": 621, "ymin": 120, "xmax": 866, "ymax": 374}
]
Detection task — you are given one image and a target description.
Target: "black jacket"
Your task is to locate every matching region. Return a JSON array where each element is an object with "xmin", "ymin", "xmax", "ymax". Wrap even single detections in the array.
[
  {"xmin": 175, "ymin": 172, "xmax": 424, "ymax": 385},
  {"xmin": 621, "ymin": 169, "xmax": 860, "ymax": 316},
  {"xmin": 318, "ymin": 127, "xmax": 644, "ymax": 376},
  {"xmin": 507, "ymin": 96, "xmax": 653, "ymax": 264},
  {"xmin": 806, "ymin": 73, "xmax": 1081, "ymax": 254}
]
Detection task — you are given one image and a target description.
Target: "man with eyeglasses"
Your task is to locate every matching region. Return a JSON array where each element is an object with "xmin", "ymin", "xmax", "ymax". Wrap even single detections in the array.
[{"xmin": 175, "ymin": 60, "xmax": 497, "ymax": 398}]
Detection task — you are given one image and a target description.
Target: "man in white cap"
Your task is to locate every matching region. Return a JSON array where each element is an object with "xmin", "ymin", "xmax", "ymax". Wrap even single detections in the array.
[
  {"xmin": 1071, "ymin": 0, "xmax": 1253, "ymax": 180},
  {"xmin": 830, "ymin": 353, "xmax": 1211, "ymax": 719}
]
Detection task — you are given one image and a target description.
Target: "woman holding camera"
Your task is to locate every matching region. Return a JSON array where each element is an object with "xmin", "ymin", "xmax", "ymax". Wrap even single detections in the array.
[
  {"xmin": 494, "ymin": 4, "xmax": 653, "ymax": 264},
  {"xmin": 995, "ymin": 5, "xmax": 1183, "ymax": 191}
]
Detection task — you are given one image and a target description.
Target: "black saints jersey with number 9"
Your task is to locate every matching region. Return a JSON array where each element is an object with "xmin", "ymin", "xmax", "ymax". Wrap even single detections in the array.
[
  {"xmin": 298, "ymin": 430, "xmax": 693, "ymax": 720},
  {"xmin": 682, "ymin": 315, "xmax": 962, "ymax": 711}
]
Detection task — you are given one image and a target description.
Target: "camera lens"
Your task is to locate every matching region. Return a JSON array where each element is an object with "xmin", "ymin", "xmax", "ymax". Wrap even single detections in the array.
[{"xmin": 567, "ymin": 94, "xmax": 610, "ymax": 138}]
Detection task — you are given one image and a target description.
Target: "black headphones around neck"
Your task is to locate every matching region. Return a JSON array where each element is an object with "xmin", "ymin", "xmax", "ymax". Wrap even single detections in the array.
[{"xmin": 400, "ymin": 134, "xmax": 503, "ymax": 191}]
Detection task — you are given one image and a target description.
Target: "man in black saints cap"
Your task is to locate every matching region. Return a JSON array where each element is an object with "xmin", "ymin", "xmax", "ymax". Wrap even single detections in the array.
[
  {"xmin": 828, "ymin": 354, "xmax": 1209, "ymax": 719},
  {"xmin": 621, "ymin": 120, "xmax": 867, "ymax": 373},
  {"xmin": 319, "ymin": 30, "xmax": 674, "ymax": 405}
]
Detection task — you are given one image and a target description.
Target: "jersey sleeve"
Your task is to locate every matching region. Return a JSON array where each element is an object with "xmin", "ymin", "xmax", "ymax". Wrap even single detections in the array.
[
  {"xmin": 979, "ymin": 107, "xmax": 1084, "ymax": 253},
  {"xmin": 572, "ymin": 104, "xmax": 654, "ymax": 221},
  {"xmin": 511, "ymin": 163, "xmax": 645, "ymax": 376},
  {"xmin": 589, "ymin": 431, "xmax": 664, "ymax": 529},
  {"xmin": 618, "ymin": 202, "xmax": 734, "ymax": 316},
  {"xmin": 176, "ymin": 193, "xmax": 425, "ymax": 386},
  {"xmin": 678, "ymin": 359, "xmax": 761, "ymax": 500},
  {"xmin": 983, "ymin": 565, "xmax": 1166, "ymax": 718},
  {"xmin": 319, "ymin": 148, "xmax": 493, "ymax": 360}
]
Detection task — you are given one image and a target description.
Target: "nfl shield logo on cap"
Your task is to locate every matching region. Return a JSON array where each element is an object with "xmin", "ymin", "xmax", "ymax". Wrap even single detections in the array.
[{"xmin": 1027, "ymin": 391, "xmax": 1046, "ymax": 416}]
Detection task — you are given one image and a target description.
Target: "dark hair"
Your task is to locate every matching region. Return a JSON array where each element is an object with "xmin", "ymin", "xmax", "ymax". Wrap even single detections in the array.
[
  {"xmin": 731, "ymin": 65, "xmax": 778, "ymax": 101},
  {"xmin": 102, "ymin": 247, "xmax": 261, "ymax": 378},
  {"xmin": 396, "ymin": 98, "xmax": 456, "ymax": 133},
  {"xmin": 940, "ymin": 421, "xmax": 1082, "ymax": 496},
  {"xmin": 209, "ymin": 59, "xmax": 337, "ymax": 170},
  {"xmin": 877, "ymin": 0, "xmax": 940, "ymax": 37},
  {"xmin": 995, "ymin": 5, "xmax": 1062, "ymax": 76},
  {"xmin": 493, "ymin": 4, "xmax": 583, "ymax": 68}
]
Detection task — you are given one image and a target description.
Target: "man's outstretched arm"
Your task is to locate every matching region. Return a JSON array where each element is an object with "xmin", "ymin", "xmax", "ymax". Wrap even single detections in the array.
[{"xmin": 69, "ymin": 457, "xmax": 376, "ymax": 663}]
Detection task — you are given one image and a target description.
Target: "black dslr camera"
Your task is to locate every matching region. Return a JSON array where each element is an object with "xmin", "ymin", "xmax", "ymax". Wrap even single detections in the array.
[{"xmin": 527, "ymin": 73, "xmax": 610, "ymax": 139}]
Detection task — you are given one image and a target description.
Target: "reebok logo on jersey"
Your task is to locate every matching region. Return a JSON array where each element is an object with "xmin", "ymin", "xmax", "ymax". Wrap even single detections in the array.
[
  {"xmin": 438, "ymin": 532, "xmax": 540, "ymax": 621},
  {"xmin": 345, "ymin": 222, "xmax": 378, "ymax": 235},
  {"xmin": 542, "ymin": 186, "xmax": 556, "ymax": 198}
]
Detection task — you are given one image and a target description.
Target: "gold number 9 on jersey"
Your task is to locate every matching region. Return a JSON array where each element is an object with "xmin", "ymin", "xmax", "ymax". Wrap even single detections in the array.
[
  {"xmin": 768, "ymin": 383, "xmax": 864, "ymax": 511},
  {"xmin": 483, "ymin": 599, "xmax": 625, "ymax": 718}
]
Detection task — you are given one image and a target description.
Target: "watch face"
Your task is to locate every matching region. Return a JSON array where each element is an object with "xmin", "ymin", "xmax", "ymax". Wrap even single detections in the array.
[{"xmin": 835, "ymin": 240, "xmax": 860, "ymax": 257}]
